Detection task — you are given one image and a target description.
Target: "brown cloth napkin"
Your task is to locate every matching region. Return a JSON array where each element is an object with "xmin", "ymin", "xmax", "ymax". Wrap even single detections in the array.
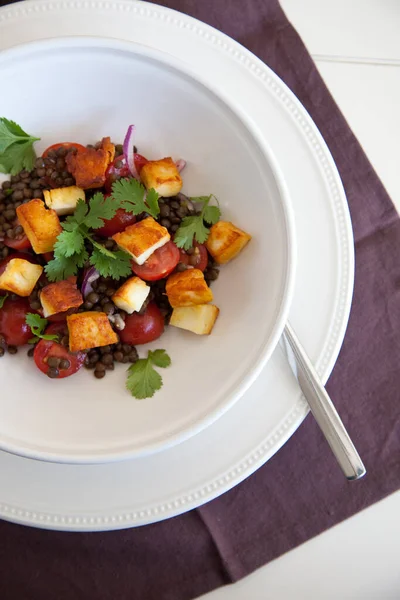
[{"xmin": 0, "ymin": 1, "xmax": 399, "ymax": 599}]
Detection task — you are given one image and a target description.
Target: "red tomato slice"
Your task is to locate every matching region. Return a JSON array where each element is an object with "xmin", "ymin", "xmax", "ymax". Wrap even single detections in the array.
[
  {"xmin": 131, "ymin": 241, "xmax": 180, "ymax": 282},
  {"xmin": 104, "ymin": 155, "xmax": 131, "ymax": 192},
  {"xmin": 96, "ymin": 208, "xmax": 136, "ymax": 237},
  {"xmin": 104, "ymin": 154, "xmax": 149, "ymax": 192},
  {"xmin": 43, "ymin": 252, "xmax": 54, "ymax": 263},
  {"xmin": 0, "ymin": 297, "xmax": 35, "ymax": 346},
  {"xmin": 120, "ymin": 302, "xmax": 164, "ymax": 345},
  {"xmin": 178, "ymin": 243, "xmax": 208, "ymax": 272},
  {"xmin": 4, "ymin": 220, "xmax": 32, "ymax": 251},
  {"xmin": 4, "ymin": 233, "xmax": 31, "ymax": 251},
  {"xmin": 46, "ymin": 307, "xmax": 78, "ymax": 323},
  {"xmin": 134, "ymin": 153, "xmax": 149, "ymax": 173},
  {"xmin": 33, "ymin": 322, "xmax": 86, "ymax": 379},
  {"xmin": 42, "ymin": 142, "xmax": 86, "ymax": 158}
]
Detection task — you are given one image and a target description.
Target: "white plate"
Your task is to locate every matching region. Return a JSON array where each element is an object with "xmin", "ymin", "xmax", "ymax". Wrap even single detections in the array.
[
  {"xmin": 0, "ymin": 36, "xmax": 295, "ymax": 463},
  {"xmin": 0, "ymin": 0, "xmax": 353, "ymax": 531}
]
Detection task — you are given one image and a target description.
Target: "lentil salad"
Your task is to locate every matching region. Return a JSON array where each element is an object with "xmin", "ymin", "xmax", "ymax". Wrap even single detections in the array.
[{"xmin": 0, "ymin": 120, "xmax": 251, "ymax": 399}]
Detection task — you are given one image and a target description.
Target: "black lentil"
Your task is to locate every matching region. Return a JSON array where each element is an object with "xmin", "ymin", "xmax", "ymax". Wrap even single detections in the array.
[
  {"xmin": 47, "ymin": 356, "xmax": 61, "ymax": 369},
  {"xmin": 59, "ymin": 359, "xmax": 71, "ymax": 370},
  {"xmin": 47, "ymin": 367, "xmax": 60, "ymax": 378}
]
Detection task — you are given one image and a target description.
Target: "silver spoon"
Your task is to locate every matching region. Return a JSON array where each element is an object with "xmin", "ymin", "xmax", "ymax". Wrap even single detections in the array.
[{"xmin": 282, "ymin": 322, "xmax": 366, "ymax": 480}]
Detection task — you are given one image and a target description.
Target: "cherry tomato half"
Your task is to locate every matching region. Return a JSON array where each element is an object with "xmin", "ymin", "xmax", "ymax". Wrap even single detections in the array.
[
  {"xmin": 4, "ymin": 233, "xmax": 31, "ymax": 251},
  {"xmin": 0, "ymin": 297, "xmax": 34, "ymax": 346},
  {"xmin": 134, "ymin": 153, "xmax": 149, "ymax": 173},
  {"xmin": 120, "ymin": 302, "xmax": 164, "ymax": 345},
  {"xmin": 104, "ymin": 154, "xmax": 149, "ymax": 192},
  {"xmin": 46, "ymin": 307, "xmax": 78, "ymax": 323},
  {"xmin": 96, "ymin": 208, "xmax": 136, "ymax": 237},
  {"xmin": 0, "ymin": 252, "xmax": 37, "ymax": 276},
  {"xmin": 178, "ymin": 243, "xmax": 208, "ymax": 272},
  {"xmin": 131, "ymin": 241, "xmax": 180, "ymax": 282},
  {"xmin": 42, "ymin": 142, "xmax": 86, "ymax": 158},
  {"xmin": 33, "ymin": 322, "xmax": 86, "ymax": 379}
]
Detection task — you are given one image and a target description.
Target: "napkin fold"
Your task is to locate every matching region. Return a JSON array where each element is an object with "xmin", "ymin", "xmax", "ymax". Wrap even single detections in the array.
[{"xmin": 0, "ymin": 1, "xmax": 399, "ymax": 599}]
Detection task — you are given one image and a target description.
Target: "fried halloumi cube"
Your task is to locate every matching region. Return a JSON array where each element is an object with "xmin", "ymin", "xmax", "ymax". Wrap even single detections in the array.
[
  {"xmin": 16, "ymin": 199, "xmax": 62, "ymax": 254},
  {"xmin": 140, "ymin": 157, "xmax": 183, "ymax": 197},
  {"xmin": 166, "ymin": 269, "xmax": 213, "ymax": 308},
  {"xmin": 43, "ymin": 186, "xmax": 85, "ymax": 216},
  {"xmin": 101, "ymin": 136, "xmax": 115, "ymax": 164},
  {"xmin": 67, "ymin": 311, "xmax": 118, "ymax": 352},
  {"xmin": 170, "ymin": 304, "xmax": 219, "ymax": 335},
  {"xmin": 40, "ymin": 277, "xmax": 83, "ymax": 318},
  {"xmin": 112, "ymin": 276, "xmax": 150, "ymax": 314},
  {"xmin": 112, "ymin": 217, "xmax": 170, "ymax": 265},
  {"xmin": 0, "ymin": 258, "xmax": 43, "ymax": 297},
  {"xmin": 65, "ymin": 137, "xmax": 115, "ymax": 189},
  {"xmin": 205, "ymin": 221, "xmax": 251, "ymax": 264}
]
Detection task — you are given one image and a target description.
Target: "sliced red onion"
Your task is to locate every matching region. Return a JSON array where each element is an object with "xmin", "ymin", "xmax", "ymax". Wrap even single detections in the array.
[
  {"xmin": 123, "ymin": 125, "xmax": 139, "ymax": 179},
  {"xmin": 81, "ymin": 267, "xmax": 100, "ymax": 298},
  {"xmin": 175, "ymin": 159, "xmax": 186, "ymax": 172}
]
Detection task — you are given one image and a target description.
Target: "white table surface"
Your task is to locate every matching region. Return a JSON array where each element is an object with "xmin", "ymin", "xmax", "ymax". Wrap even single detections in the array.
[{"xmin": 198, "ymin": 1, "xmax": 400, "ymax": 598}]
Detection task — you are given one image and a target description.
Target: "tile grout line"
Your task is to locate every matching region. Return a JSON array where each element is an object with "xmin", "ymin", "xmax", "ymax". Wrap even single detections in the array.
[{"xmin": 312, "ymin": 54, "xmax": 400, "ymax": 67}]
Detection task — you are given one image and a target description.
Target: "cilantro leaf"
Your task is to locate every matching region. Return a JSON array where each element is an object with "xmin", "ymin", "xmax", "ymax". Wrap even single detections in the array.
[
  {"xmin": 148, "ymin": 349, "xmax": 171, "ymax": 368},
  {"xmin": 145, "ymin": 188, "xmax": 160, "ymax": 219},
  {"xmin": 89, "ymin": 247, "xmax": 132, "ymax": 279},
  {"xmin": 65, "ymin": 198, "xmax": 88, "ymax": 226},
  {"xmin": 25, "ymin": 313, "xmax": 59, "ymax": 344},
  {"xmin": 112, "ymin": 178, "xmax": 160, "ymax": 219},
  {"xmin": 174, "ymin": 215, "xmax": 210, "ymax": 250},
  {"xmin": 85, "ymin": 193, "xmax": 121, "ymax": 229},
  {"xmin": 0, "ymin": 118, "xmax": 39, "ymax": 153},
  {"xmin": 0, "ymin": 140, "xmax": 37, "ymax": 174},
  {"xmin": 203, "ymin": 204, "xmax": 221, "ymax": 225},
  {"xmin": 126, "ymin": 349, "xmax": 171, "ymax": 399},
  {"xmin": 91, "ymin": 239, "xmax": 118, "ymax": 258},
  {"xmin": 174, "ymin": 194, "xmax": 220, "ymax": 250},
  {"xmin": 45, "ymin": 249, "xmax": 89, "ymax": 282},
  {"xmin": 54, "ymin": 229, "xmax": 85, "ymax": 258},
  {"xmin": 0, "ymin": 118, "xmax": 40, "ymax": 174},
  {"xmin": 0, "ymin": 294, "xmax": 8, "ymax": 309},
  {"xmin": 113, "ymin": 178, "xmax": 147, "ymax": 214}
]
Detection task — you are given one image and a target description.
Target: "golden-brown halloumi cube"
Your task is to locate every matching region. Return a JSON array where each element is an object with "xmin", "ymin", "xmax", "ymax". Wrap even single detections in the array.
[
  {"xmin": 16, "ymin": 199, "xmax": 62, "ymax": 254},
  {"xmin": 40, "ymin": 277, "xmax": 83, "ymax": 317},
  {"xmin": 140, "ymin": 157, "xmax": 183, "ymax": 197},
  {"xmin": 170, "ymin": 304, "xmax": 219, "ymax": 335},
  {"xmin": 65, "ymin": 137, "xmax": 115, "ymax": 189},
  {"xmin": 43, "ymin": 186, "xmax": 85, "ymax": 216},
  {"xmin": 112, "ymin": 217, "xmax": 170, "ymax": 265},
  {"xmin": 205, "ymin": 221, "xmax": 251, "ymax": 264},
  {"xmin": 112, "ymin": 276, "xmax": 150, "ymax": 314},
  {"xmin": 67, "ymin": 311, "xmax": 118, "ymax": 352},
  {"xmin": 0, "ymin": 258, "xmax": 43, "ymax": 297},
  {"xmin": 166, "ymin": 269, "xmax": 213, "ymax": 308}
]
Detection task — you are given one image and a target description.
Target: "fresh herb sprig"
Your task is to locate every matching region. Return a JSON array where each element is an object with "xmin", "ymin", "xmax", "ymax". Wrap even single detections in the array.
[
  {"xmin": 174, "ymin": 195, "xmax": 221, "ymax": 250},
  {"xmin": 0, "ymin": 118, "xmax": 40, "ymax": 175},
  {"xmin": 25, "ymin": 313, "xmax": 59, "ymax": 344},
  {"xmin": 0, "ymin": 294, "xmax": 8, "ymax": 309},
  {"xmin": 110, "ymin": 178, "xmax": 160, "ymax": 219},
  {"xmin": 45, "ymin": 193, "xmax": 132, "ymax": 282},
  {"xmin": 126, "ymin": 349, "xmax": 171, "ymax": 399}
]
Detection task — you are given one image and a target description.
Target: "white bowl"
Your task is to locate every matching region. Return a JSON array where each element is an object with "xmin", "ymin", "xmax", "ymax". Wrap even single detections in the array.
[{"xmin": 0, "ymin": 37, "xmax": 296, "ymax": 463}]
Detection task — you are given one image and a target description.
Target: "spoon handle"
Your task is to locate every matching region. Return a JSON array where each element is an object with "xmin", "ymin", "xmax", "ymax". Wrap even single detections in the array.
[{"xmin": 282, "ymin": 323, "xmax": 366, "ymax": 480}]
